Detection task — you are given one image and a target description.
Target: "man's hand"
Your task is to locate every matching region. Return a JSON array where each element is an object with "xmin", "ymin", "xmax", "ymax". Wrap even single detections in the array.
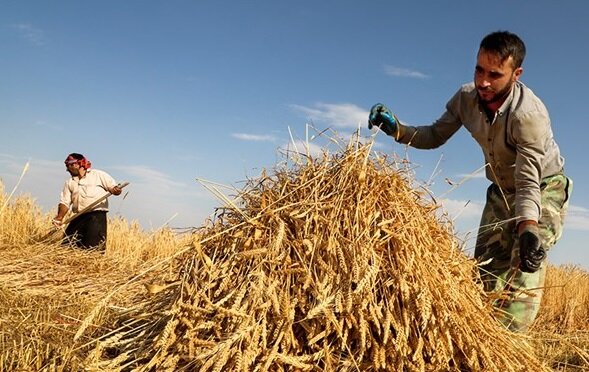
[
  {"xmin": 109, "ymin": 185, "xmax": 123, "ymax": 196},
  {"xmin": 52, "ymin": 217, "xmax": 63, "ymax": 228},
  {"xmin": 368, "ymin": 103, "xmax": 399, "ymax": 137},
  {"xmin": 518, "ymin": 222, "xmax": 546, "ymax": 273}
]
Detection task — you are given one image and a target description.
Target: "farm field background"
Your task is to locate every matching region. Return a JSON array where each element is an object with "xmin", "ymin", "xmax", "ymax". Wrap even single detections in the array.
[{"xmin": 1, "ymin": 144, "xmax": 589, "ymax": 371}]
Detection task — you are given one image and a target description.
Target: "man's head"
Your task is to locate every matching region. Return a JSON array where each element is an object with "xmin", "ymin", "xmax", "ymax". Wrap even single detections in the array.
[
  {"xmin": 475, "ymin": 31, "xmax": 526, "ymax": 106},
  {"xmin": 64, "ymin": 153, "xmax": 91, "ymax": 176},
  {"xmin": 480, "ymin": 31, "xmax": 526, "ymax": 70}
]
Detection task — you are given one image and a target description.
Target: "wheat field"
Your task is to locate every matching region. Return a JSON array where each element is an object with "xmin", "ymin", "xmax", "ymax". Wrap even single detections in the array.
[{"xmin": 1, "ymin": 139, "xmax": 588, "ymax": 371}]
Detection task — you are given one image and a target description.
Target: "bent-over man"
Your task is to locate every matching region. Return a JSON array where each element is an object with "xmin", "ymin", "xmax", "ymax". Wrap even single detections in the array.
[{"xmin": 368, "ymin": 31, "xmax": 572, "ymax": 332}]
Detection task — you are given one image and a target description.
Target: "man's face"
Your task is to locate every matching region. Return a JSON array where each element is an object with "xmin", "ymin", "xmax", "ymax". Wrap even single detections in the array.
[
  {"xmin": 65, "ymin": 162, "xmax": 80, "ymax": 177},
  {"xmin": 474, "ymin": 49, "xmax": 522, "ymax": 105}
]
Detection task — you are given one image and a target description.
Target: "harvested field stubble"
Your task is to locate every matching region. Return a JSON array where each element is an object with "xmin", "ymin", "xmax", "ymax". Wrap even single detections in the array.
[
  {"xmin": 0, "ymin": 182, "xmax": 186, "ymax": 370},
  {"xmin": 531, "ymin": 265, "xmax": 589, "ymax": 370},
  {"xmin": 86, "ymin": 140, "xmax": 547, "ymax": 371}
]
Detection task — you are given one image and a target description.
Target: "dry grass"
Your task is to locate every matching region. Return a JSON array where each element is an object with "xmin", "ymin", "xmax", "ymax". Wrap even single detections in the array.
[
  {"xmin": 530, "ymin": 265, "xmax": 589, "ymax": 371},
  {"xmin": 0, "ymin": 183, "xmax": 188, "ymax": 370},
  {"xmin": 0, "ymin": 136, "xmax": 588, "ymax": 371}
]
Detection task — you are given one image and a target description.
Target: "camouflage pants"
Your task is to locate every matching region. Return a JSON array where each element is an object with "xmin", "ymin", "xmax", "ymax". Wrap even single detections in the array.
[{"xmin": 474, "ymin": 173, "xmax": 572, "ymax": 332}]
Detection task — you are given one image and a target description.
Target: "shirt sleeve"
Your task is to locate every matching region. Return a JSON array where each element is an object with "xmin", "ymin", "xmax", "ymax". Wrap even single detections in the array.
[
  {"xmin": 59, "ymin": 181, "xmax": 72, "ymax": 207},
  {"xmin": 513, "ymin": 110, "xmax": 549, "ymax": 223},
  {"xmin": 397, "ymin": 89, "xmax": 464, "ymax": 149}
]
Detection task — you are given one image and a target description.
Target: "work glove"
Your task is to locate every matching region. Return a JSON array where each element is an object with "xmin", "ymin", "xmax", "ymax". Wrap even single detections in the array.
[
  {"xmin": 518, "ymin": 224, "xmax": 546, "ymax": 273},
  {"xmin": 368, "ymin": 103, "xmax": 399, "ymax": 137}
]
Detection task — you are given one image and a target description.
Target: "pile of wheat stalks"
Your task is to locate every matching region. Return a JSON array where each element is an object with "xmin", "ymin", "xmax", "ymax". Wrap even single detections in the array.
[{"xmin": 85, "ymin": 141, "xmax": 546, "ymax": 371}]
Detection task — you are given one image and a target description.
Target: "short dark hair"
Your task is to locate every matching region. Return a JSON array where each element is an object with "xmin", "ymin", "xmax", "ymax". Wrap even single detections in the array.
[{"xmin": 479, "ymin": 31, "xmax": 526, "ymax": 69}]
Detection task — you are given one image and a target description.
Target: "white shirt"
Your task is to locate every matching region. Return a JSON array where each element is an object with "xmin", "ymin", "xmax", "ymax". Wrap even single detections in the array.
[{"xmin": 59, "ymin": 169, "xmax": 117, "ymax": 213}]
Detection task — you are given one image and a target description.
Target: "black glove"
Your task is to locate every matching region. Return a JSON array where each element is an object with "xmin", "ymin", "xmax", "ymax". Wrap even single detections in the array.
[
  {"xmin": 518, "ymin": 224, "xmax": 546, "ymax": 273},
  {"xmin": 368, "ymin": 103, "xmax": 399, "ymax": 137}
]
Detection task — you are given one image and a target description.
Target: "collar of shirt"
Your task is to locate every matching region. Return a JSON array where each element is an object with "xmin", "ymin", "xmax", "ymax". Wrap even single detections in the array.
[
  {"xmin": 496, "ymin": 89, "xmax": 513, "ymax": 117},
  {"xmin": 71, "ymin": 168, "xmax": 92, "ymax": 181},
  {"xmin": 476, "ymin": 83, "xmax": 518, "ymax": 123}
]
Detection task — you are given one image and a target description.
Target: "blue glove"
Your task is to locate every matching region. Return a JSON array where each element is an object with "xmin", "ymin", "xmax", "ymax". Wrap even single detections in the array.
[
  {"xmin": 368, "ymin": 103, "xmax": 399, "ymax": 137},
  {"xmin": 518, "ymin": 224, "xmax": 545, "ymax": 273}
]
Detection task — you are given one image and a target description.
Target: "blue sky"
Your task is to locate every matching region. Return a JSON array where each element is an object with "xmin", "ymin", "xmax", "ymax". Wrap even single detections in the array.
[{"xmin": 1, "ymin": 1, "xmax": 588, "ymax": 268}]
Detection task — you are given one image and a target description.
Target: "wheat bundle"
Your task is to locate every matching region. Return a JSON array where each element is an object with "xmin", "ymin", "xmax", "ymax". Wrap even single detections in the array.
[{"xmin": 87, "ymin": 140, "xmax": 546, "ymax": 371}]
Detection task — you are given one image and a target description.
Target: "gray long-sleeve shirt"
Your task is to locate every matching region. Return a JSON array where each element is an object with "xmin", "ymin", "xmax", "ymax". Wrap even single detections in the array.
[{"xmin": 396, "ymin": 81, "xmax": 564, "ymax": 223}]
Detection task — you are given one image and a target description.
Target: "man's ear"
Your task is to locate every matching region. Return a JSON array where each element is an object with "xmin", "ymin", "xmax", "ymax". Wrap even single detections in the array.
[{"xmin": 513, "ymin": 67, "xmax": 523, "ymax": 81}]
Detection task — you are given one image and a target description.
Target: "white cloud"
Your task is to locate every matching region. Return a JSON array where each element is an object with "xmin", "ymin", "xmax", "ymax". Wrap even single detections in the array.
[
  {"xmin": 384, "ymin": 65, "xmax": 428, "ymax": 79},
  {"xmin": 290, "ymin": 103, "xmax": 367, "ymax": 129},
  {"xmin": 107, "ymin": 165, "xmax": 217, "ymax": 228},
  {"xmin": 569, "ymin": 205, "xmax": 589, "ymax": 213},
  {"xmin": 231, "ymin": 133, "xmax": 276, "ymax": 142},
  {"xmin": 435, "ymin": 198, "xmax": 485, "ymax": 248},
  {"xmin": 12, "ymin": 23, "xmax": 46, "ymax": 46},
  {"xmin": 565, "ymin": 205, "xmax": 589, "ymax": 232},
  {"xmin": 454, "ymin": 171, "xmax": 487, "ymax": 180},
  {"xmin": 438, "ymin": 199, "xmax": 589, "ymax": 233},
  {"xmin": 438, "ymin": 198, "xmax": 485, "ymax": 221},
  {"xmin": 279, "ymin": 140, "xmax": 325, "ymax": 159},
  {"xmin": 112, "ymin": 165, "xmax": 188, "ymax": 191}
]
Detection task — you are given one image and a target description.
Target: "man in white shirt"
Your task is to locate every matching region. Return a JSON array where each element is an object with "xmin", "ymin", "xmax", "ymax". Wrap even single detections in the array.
[{"xmin": 53, "ymin": 153, "xmax": 122, "ymax": 250}]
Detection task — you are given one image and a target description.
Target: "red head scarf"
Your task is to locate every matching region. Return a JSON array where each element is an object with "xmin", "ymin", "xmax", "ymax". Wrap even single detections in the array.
[{"xmin": 64, "ymin": 155, "xmax": 91, "ymax": 169}]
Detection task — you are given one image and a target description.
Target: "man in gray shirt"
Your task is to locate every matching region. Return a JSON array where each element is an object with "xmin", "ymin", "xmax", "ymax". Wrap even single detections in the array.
[{"xmin": 368, "ymin": 31, "xmax": 572, "ymax": 332}]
